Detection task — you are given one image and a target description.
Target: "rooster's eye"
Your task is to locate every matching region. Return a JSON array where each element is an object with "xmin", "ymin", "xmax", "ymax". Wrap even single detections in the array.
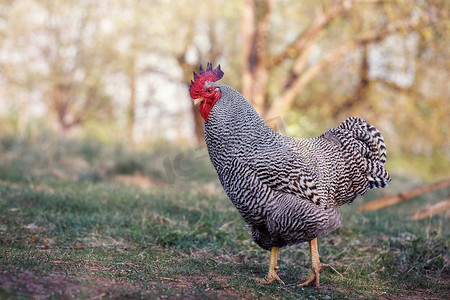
[{"xmin": 207, "ymin": 88, "xmax": 212, "ymax": 93}]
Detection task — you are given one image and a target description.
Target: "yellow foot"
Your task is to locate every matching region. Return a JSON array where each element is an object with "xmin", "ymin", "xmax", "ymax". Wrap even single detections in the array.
[
  {"xmin": 253, "ymin": 266, "xmax": 285, "ymax": 285},
  {"xmin": 254, "ymin": 246, "xmax": 285, "ymax": 285},
  {"xmin": 297, "ymin": 263, "xmax": 329, "ymax": 287},
  {"xmin": 296, "ymin": 238, "xmax": 328, "ymax": 288}
]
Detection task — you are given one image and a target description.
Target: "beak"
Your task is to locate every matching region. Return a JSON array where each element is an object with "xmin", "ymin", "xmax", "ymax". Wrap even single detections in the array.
[{"xmin": 194, "ymin": 97, "xmax": 203, "ymax": 105}]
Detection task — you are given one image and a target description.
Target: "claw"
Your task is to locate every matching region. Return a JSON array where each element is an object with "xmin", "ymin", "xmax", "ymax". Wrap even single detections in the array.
[
  {"xmin": 297, "ymin": 262, "xmax": 328, "ymax": 287},
  {"xmin": 254, "ymin": 246, "xmax": 285, "ymax": 285},
  {"xmin": 296, "ymin": 238, "xmax": 326, "ymax": 288},
  {"xmin": 253, "ymin": 270, "xmax": 285, "ymax": 285}
]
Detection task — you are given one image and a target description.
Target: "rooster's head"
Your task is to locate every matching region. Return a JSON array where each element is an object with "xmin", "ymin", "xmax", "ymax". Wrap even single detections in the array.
[{"xmin": 189, "ymin": 63, "xmax": 224, "ymax": 121}]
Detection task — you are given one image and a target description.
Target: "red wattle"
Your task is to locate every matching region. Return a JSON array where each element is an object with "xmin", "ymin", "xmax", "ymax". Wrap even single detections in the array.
[
  {"xmin": 199, "ymin": 101, "xmax": 212, "ymax": 121},
  {"xmin": 198, "ymin": 90, "xmax": 221, "ymax": 121}
]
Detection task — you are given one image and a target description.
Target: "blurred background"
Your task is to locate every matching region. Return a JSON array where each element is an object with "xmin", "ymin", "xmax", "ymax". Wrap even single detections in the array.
[{"xmin": 0, "ymin": 0, "xmax": 448, "ymax": 180}]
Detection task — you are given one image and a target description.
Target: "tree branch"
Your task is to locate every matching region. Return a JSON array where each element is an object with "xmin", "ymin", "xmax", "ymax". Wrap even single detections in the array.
[
  {"xmin": 330, "ymin": 44, "xmax": 369, "ymax": 117},
  {"xmin": 373, "ymin": 77, "xmax": 425, "ymax": 99},
  {"xmin": 408, "ymin": 197, "xmax": 450, "ymax": 220},
  {"xmin": 269, "ymin": 0, "xmax": 357, "ymax": 68},
  {"xmin": 265, "ymin": 9, "xmax": 434, "ymax": 120},
  {"xmin": 358, "ymin": 178, "xmax": 450, "ymax": 212}
]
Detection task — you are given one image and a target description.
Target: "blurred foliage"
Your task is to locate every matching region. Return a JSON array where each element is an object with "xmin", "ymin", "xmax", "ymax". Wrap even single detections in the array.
[
  {"xmin": 0, "ymin": 130, "xmax": 216, "ymax": 188},
  {"xmin": 0, "ymin": 0, "xmax": 448, "ymax": 179}
]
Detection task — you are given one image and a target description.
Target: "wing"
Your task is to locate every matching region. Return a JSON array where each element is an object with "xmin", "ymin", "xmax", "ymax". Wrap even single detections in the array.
[{"xmin": 245, "ymin": 136, "xmax": 324, "ymax": 206}]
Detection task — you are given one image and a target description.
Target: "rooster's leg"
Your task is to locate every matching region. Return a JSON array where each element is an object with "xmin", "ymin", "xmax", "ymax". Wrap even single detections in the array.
[
  {"xmin": 253, "ymin": 246, "xmax": 285, "ymax": 285},
  {"xmin": 297, "ymin": 238, "xmax": 328, "ymax": 288}
]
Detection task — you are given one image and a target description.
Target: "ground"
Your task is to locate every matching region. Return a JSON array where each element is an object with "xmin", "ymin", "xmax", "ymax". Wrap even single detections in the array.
[{"xmin": 0, "ymin": 136, "xmax": 448, "ymax": 299}]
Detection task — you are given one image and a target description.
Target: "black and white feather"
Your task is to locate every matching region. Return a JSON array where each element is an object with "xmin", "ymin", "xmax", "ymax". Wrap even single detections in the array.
[{"xmin": 204, "ymin": 83, "xmax": 391, "ymax": 250}]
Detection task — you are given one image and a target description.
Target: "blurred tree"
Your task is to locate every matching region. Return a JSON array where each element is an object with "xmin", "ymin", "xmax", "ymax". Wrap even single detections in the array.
[
  {"xmin": 0, "ymin": 0, "xmax": 117, "ymax": 135},
  {"xmin": 0, "ymin": 0, "xmax": 447, "ymax": 177},
  {"xmin": 112, "ymin": 0, "xmax": 156, "ymax": 143},
  {"xmin": 237, "ymin": 0, "xmax": 449, "ymax": 177},
  {"xmin": 172, "ymin": 0, "xmax": 243, "ymax": 144},
  {"xmin": 241, "ymin": 0, "xmax": 441, "ymax": 121}
]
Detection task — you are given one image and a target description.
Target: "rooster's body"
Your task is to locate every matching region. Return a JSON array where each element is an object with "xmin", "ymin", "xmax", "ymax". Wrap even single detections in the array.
[{"xmin": 189, "ymin": 63, "xmax": 390, "ymax": 287}]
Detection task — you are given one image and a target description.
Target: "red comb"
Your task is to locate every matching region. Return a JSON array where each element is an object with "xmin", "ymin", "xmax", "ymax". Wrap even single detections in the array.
[{"xmin": 189, "ymin": 62, "xmax": 224, "ymax": 99}]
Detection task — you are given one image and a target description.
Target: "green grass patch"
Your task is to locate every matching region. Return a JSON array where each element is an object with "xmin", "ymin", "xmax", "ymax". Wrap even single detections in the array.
[{"xmin": 0, "ymin": 135, "xmax": 449, "ymax": 298}]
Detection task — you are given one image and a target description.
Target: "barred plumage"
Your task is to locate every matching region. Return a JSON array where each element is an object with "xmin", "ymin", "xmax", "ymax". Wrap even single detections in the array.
[
  {"xmin": 189, "ymin": 64, "xmax": 390, "ymax": 286},
  {"xmin": 203, "ymin": 83, "xmax": 390, "ymax": 250}
]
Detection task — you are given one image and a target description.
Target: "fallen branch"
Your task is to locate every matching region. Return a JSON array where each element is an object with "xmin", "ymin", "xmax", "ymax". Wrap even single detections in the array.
[
  {"xmin": 358, "ymin": 178, "xmax": 450, "ymax": 212},
  {"xmin": 35, "ymin": 242, "xmax": 130, "ymax": 250},
  {"xmin": 408, "ymin": 197, "xmax": 450, "ymax": 220}
]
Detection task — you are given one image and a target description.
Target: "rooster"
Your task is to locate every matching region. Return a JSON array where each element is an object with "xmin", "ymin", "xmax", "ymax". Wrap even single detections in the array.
[{"xmin": 189, "ymin": 63, "xmax": 390, "ymax": 287}]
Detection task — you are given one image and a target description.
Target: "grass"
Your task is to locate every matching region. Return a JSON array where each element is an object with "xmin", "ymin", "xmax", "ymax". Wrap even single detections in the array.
[{"xmin": 0, "ymin": 135, "xmax": 449, "ymax": 299}]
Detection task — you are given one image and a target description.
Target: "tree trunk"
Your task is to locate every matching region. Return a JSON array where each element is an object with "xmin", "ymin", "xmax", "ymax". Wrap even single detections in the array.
[
  {"xmin": 239, "ymin": 0, "xmax": 433, "ymax": 126},
  {"xmin": 241, "ymin": 0, "xmax": 273, "ymax": 115},
  {"xmin": 52, "ymin": 83, "xmax": 73, "ymax": 136},
  {"xmin": 331, "ymin": 44, "xmax": 370, "ymax": 119},
  {"xmin": 179, "ymin": 59, "xmax": 206, "ymax": 145},
  {"xmin": 127, "ymin": 55, "xmax": 136, "ymax": 144},
  {"xmin": 191, "ymin": 101, "xmax": 205, "ymax": 144}
]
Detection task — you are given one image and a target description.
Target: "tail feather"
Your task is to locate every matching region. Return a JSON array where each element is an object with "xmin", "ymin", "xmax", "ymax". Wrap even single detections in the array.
[{"xmin": 337, "ymin": 117, "xmax": 391, "ymax": 190}]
